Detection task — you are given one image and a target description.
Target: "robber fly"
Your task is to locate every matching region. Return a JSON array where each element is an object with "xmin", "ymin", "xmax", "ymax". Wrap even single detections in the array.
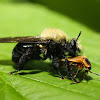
[{"xmin": 0, "ymin": 28, "xmax": 82, "ymax": 80}]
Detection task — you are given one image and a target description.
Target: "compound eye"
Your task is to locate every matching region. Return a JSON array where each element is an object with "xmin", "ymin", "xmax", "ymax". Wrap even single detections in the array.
[
  {"xmin": 71, "ymin": 40, "xmax": 74, "ymax": 46},
  {"xmin": 71, "ymin": 39, "xmax": 76, "ymax": 47}
]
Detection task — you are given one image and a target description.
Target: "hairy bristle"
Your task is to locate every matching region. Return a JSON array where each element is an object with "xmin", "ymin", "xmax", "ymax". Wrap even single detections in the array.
[
  {"xmin": 77, "ymin": 41, "xmax": 82, "ymax": 50},
  {"xmin": 40, "ymin": 28, "xmax": 67, "ymax": 43}
]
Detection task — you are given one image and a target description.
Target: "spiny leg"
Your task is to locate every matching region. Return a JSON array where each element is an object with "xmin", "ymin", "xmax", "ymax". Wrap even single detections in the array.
[
  {"xmin": 63, "ymin": 57, "xmax": 79, "ymax": 83},
  {"xmin": 63, "ymin": 57, "xmax": 69, "ymax": 78},
  {"xmin": 10, "ymin": 54, "xmax": 27, "ymax": 75},
  {"xmin": 65, "ymin": 63, "xmax": 79, "ymax": 83},
  {"xmin": 51, "ymin": 56, "xmax": 64, "ymax": 79},
  {"xmin": 10, "ymin": 69, "xmax": 20, "ymax": 75},
  {"xmin": 10, "ymin": 48, "xmax": 32, "ymax": 75},
  {"xmin": 60, "ymin": 57, "xmax": 77, "ymax": 82}
]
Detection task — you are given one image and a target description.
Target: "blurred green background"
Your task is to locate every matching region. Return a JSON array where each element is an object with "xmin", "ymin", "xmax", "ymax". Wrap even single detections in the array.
[
  {"xmin": 0, "ymin": 0, "xmax": 100, "ymax": 100},
  {"xmin": 1, "ymin": 0, "xmax": 100, "ymax": 32}
]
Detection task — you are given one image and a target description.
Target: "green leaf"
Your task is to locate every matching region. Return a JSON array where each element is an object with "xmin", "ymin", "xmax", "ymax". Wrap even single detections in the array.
[{"xmin": 0, "ymin": 2, "xmax": 100, "ymax": 100}]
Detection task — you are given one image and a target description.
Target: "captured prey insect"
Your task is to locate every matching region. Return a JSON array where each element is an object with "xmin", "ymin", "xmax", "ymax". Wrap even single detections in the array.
[
  {"xmin": 0, "ymin": 28, "xmax": 82, "ymax": 79},
  {"xmin": 61, "ymin": 56, "xmax": 100, "ymax": 83}
]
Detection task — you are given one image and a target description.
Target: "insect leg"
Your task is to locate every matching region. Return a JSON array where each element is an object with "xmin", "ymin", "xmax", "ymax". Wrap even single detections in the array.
[
  {"xmin": 60, "ymin": 57, "xmax": 77, "ymax": 82},
  {"xmin": 51, "ymin": 56, "xmax": 64, "ymax": 79},
  {"xmin": 10, "ymin": 48, "xmax": 32, "ymax": 75},
  {"xmin": 74, "ymin": 67, "xmax": 79, "ymax": 78},
  {"xmin": 66, "ymin": 64, "xmax": 79, "ymax": 83},
  {"xmin": 63, "ymin": 57, "xmax": 79, "ymax": 83},
  {"xmin": 79, "ymin": 71, "xmax": 88, "ymax": 83}
]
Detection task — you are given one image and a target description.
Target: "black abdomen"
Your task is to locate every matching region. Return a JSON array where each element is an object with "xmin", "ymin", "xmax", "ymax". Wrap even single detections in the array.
[{"xmin": 12, "ymin": 43, "xmax": 41, "ymax": 63}]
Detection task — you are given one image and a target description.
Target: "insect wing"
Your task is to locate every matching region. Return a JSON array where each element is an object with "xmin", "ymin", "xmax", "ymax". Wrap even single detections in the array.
[{"xmin": 0, "ymin": 36, "xmax": 47, "ymax": 43}]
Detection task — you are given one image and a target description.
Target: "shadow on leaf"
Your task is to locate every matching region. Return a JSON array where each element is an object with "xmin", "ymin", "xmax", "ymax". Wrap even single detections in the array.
[{"xmin": 0, "ymin": 59, "xmax": 93, "ymax": 82}]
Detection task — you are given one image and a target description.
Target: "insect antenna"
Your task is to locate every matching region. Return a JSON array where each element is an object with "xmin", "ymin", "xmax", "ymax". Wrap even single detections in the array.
[
  {"xmin": 76, "ymin": 31, "xmax": 82, "ymax": 41},
  {"xmin": 89, "ymin": 71, "xmax": 100, "ymax": 76}
]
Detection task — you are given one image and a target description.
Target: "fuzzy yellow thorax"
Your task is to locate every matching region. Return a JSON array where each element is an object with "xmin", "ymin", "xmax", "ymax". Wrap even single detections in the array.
[{"xmin": 40, "ymin": 28, "xmax": 68, "ymax": 44}]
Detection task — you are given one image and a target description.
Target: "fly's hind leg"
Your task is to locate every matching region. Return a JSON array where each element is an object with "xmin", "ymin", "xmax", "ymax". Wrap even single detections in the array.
[
  {"xmin": 10, "ymin": 54, "xmax": 27, "ymax": 75},
  {"xmin": 10, "ymin": 48, "xmax": 33, "ymax": 75}
]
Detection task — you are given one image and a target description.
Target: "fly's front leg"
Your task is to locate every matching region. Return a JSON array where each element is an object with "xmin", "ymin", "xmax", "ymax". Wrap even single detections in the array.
[
  {"xmin": 67, "ymin": 65, "xmax": 79, "ymax": 83},
  {"xmin": 63, "ymin": 57, "xmax": 79, "ymax": 83},
  {"xmin": 51, "ymin": 56, "xmax": 64, "ymax": 79}
]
